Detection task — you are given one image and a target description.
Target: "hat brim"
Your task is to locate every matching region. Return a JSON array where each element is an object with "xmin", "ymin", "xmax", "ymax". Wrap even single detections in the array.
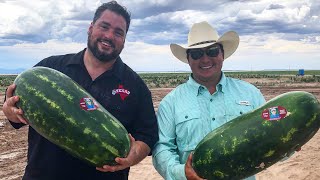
[{"xmin": 170, "ymin": 31, "xmax": 239, "ymax": 64}]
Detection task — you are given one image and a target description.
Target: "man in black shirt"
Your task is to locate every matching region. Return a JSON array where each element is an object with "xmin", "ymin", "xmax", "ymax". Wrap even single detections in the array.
[{"xmin": 2, "ymin": 1, "xmax": 158, "ymax": 179}]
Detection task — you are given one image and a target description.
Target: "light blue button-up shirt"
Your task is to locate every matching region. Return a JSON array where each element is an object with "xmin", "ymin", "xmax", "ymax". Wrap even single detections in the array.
[{"xmin": 152, "ymin": 73, "xmax": 266, "ymax": 180}]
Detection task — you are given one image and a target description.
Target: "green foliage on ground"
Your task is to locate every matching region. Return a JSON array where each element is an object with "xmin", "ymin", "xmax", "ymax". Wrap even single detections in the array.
[
  {"xmin": 0, "ymin": 70, "xmax": 319, "ymax": 90},
  {"xmin": 0, "ymin": 75, "xmax": 17, "ymax": 92},
  {"xmin": 139, "ymin": 70, "xmax": 320, "ymax": 88},
  {"xmin": 139, "ymin": 73, "xmax": 189, "ymax": 88}
]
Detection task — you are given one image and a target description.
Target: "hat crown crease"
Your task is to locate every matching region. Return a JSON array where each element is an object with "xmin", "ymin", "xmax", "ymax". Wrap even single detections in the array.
[{"xmin": 188, "ymin": 22, "xmax": 219, "ymax": 47}]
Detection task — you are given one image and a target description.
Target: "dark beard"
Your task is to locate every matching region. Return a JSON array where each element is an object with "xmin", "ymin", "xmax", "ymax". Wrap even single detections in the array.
[{"xmin": 87, "ymin": 35, "xmax": 122, "ymax": 62}]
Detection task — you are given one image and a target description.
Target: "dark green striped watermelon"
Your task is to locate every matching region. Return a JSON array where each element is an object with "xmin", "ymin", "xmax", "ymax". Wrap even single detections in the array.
[
  {"xmin": 14, "ymin": 66, "xmax": 130, "ymax": 167},
  {"xmin": 192, "ymin": 91, "xmax": 320, "ymax": 179}
]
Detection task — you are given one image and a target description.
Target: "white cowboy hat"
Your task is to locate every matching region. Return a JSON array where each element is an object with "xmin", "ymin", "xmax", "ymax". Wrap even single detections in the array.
[{"xmin": 170, "ymin": 21, "xmax": 240, "ymax": 64}]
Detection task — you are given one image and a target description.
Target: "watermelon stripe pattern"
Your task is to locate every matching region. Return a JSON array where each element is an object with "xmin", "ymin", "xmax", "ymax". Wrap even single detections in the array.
[
  {"xmin": 14, "ymin": 67, "xmax": 130, "ymax": 166},
  {"xmin": 192, "ymin": 91, "xmax": 320, "ymax": 179}
]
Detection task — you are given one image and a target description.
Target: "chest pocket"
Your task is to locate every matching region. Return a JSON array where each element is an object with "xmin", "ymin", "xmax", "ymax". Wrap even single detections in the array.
[
  {"xmin": 225, "ymin": 99, "xmax": 254, "ymax": 122},
  {"xmin": 175, "ymin": 109, "xmax": 204, "ymax": 152}
]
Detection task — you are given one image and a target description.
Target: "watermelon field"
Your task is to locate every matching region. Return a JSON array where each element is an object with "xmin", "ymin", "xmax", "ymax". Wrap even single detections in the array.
[{"xmin": 1, "ymin": 71, "xmax": 320, "ymax": 180}]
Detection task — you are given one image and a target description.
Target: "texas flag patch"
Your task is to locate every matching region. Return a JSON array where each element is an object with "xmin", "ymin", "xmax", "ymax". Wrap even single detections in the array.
[{"xmin": 112, "ymin": 85, "xmax": 130, "ymax": 100}]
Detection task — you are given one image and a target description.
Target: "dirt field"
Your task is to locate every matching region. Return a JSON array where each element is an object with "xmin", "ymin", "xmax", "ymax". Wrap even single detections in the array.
[{"xmin": 1, "ymin": 81, "xmax": 320, "ymax": 180}]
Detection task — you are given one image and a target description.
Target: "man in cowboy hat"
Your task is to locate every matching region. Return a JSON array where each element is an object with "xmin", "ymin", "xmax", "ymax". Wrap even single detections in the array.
[{"xmin": 152, "ymin": 21, "xmax": 265, "ymax": 179}]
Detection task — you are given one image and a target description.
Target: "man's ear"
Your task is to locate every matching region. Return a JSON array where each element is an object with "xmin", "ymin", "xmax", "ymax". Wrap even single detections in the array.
[
  {"xmin": 220, "ymin": 47, "xmax": 225, "ymax": 59},
  {"xmin": 88, "ymin": 22, "xmax": 94, "ymax": 35},
  {"xmin": 187, "ymin": 58, "xmax": 192, "ymax": 66},
  {"xmin": 186, "ymin": 51, "xmax": 190, "ymax": 63}
]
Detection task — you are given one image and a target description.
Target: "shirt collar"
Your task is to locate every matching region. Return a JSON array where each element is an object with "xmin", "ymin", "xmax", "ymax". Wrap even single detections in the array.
[
  {"xmin": 187, "ymin": 72, "xmax": 227, "ymax": 96},
  {"xmin": 65, "ymin": 48, "xmax": 86, "ymax": 66},
  {"xmin": 111, "ymin": 56, "xmax": 125, "ymax": 80},
  {"xmin": 219, "ymin": 72, "xmax": 227, "ymax": 93},
  {"xmin": 65, "ymin": 48, "xmax": 125, "ymax": 81},
  {"xmin": 95, "ymin": 57, "xmax": 125, "ymax": 81}
]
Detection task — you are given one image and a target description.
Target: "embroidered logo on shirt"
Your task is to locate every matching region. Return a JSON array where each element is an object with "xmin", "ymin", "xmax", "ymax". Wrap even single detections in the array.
[{"xmin": 112, "ymin": 84, "xmax": 130, "ymax": 100}]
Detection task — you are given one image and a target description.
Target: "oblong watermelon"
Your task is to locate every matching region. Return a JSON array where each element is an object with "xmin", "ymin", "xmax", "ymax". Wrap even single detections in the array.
[
  {"xmin": 14, "ymin": 67, "xmax": 130, "ymax": 167},
  {"xmin": 192, "ymin": 91, "xmax": 320, "ymax": 179}
]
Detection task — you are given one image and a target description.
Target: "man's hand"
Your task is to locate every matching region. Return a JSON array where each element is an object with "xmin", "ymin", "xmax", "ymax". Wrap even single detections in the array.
[
  {"xmin": 2, "ymin": 84, "xmax": 28, "ymax": 124},
  {"xmin": 185, "ymin": 153, "xmax": 206, "ymax": 180},
  {"xmin": 96, "ymin": 134, "xmax": 150, "ymax": 172}
]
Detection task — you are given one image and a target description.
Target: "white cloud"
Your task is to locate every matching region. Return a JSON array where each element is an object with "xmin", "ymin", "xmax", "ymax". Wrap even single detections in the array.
[
  {"xmin": 0, "ymin": 0, "xmax": 319, "ymax": 72},
  {"xmin": 238, "ymin": 0, "xmax": 314, "ymax": 24},
  {"xmin": 0, "ymin": 0, "xmax": 95, "ymax": 41},
  {"xmin": 122, "ymin": 41, "xmax": 189, "ymax": 72},
  {"xmin": 238, "ymin": 33, "xmax": 320, "ymax": 54},
  {"xmin": 119, "ymin": 0, "xmax": 173, "ymax": 6},
  {"xmin": 0, "ymin": 3, "xmax": 44, "ymax": 35},
  {"xmin": 0, "ymin": 38, "xmax": 86, "ymax": 70},
  {"xmin": 0, "ymin": 39, "xmax": 85, "ymax": 69}
]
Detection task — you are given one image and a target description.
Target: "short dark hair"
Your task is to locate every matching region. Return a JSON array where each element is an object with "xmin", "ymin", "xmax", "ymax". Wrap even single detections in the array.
[{"xmin": 93, "ymin": 1, "xmax": 131, "ymax": 32}]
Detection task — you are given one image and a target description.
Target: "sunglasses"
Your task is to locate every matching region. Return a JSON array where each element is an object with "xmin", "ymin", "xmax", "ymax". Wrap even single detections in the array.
[{"xmin": 187, "ymin": 45, "xmax": 221, "ymax": 60}]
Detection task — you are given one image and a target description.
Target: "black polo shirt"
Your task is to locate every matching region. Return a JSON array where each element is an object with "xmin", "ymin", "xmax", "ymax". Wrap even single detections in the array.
[{"xmin": 11, "ymin": 49, "xmax": 158, "ymax": 180}]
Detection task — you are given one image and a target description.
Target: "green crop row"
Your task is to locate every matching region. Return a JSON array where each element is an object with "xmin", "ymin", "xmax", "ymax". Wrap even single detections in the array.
[
  {"xmin": 1, "ymin": 70, "xmax": 319, "ymax": 89},
  {"xmin": 0, "ymin": 75, "xmax": 17, "ymax": 87}
]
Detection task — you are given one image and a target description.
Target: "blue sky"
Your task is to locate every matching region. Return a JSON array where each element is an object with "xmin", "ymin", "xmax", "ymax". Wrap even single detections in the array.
[{"xmin": 0, "ymin": 0, "xmax": 319, "ymax": 72}]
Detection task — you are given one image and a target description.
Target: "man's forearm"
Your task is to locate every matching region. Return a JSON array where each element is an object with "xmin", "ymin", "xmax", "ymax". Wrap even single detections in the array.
[{"xmin": 130, "ymin": 140, "xmax": 151, "ymax": 166}]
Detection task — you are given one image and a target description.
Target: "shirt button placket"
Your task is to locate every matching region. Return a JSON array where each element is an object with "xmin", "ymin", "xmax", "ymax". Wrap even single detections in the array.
[{"xmin": 210, "ymin": 98, "xmax": 214, "ymax": 122}]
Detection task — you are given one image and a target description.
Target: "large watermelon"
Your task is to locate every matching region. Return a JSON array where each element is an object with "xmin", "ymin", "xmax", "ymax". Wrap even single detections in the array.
[
  {"xmin": 192, "ymin": 91, "xmax": 320, "ymax": 179},
  {"xmin": 14, "ymin": 67, "xmax": 130, "ymax": 167}
]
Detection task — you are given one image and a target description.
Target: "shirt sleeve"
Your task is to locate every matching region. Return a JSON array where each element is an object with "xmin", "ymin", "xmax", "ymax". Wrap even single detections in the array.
[
  {"xmin": 253, "ymin": 88, "xmax": 266, "ymax": 108},
  {"xmin": 131, "ymin": 82, "xmax": 159, "ymax": 151},
  {"xmin": 152, "ymin": 99, "xmax": 187, "ymax": 180},
  {"xmin": 258, "ymin": 90, "xmax": 266, "ymax": 105},
  {"xmin": 245, "ymin": 175, "xmax": 256, "ymax": 180}
]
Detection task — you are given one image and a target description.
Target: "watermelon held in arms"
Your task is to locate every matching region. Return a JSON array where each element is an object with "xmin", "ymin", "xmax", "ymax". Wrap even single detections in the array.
[
  {"xmin": 192, "ymin": 91, "xmax": 320, "ymax": 179},
  {"xmin": 13, "ymin": 66, "xmax": 130, "ymax": 167}
]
